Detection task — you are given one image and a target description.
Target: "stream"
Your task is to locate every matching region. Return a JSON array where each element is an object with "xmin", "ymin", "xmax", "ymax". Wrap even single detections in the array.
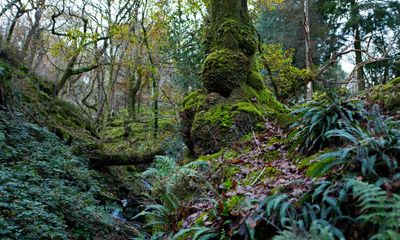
[{"xmin": 110, "ymin": 178, "xmax": 153, "ymax": 228}]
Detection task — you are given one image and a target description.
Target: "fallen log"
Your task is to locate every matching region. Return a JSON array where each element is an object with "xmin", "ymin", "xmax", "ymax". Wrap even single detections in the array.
[{"xmin": 89, "ymin": 148, "xmax": 164, "ymax": 169}]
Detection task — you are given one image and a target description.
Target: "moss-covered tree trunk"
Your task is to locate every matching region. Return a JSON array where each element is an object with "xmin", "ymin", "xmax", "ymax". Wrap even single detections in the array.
[
  {"xmin": 181, "ymin": 0, "xmax": 287, "ymax": 156},
  {"xmin": 202, "ymin": 0, "xmax": 262, "ymax": 96}
]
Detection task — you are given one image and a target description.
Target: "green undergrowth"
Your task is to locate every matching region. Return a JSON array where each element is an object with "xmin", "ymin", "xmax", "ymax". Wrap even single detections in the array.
[
  {"xmin": 371, "ymin": 77, "xmax": 400, "ymax": 112},
  {"xmin": 0, "ymin": 110, "xmax": 137, "ymax": 239},
  {"xmin": 102, "ymin": 107, "xmax": 179, "ymax": 154},
  {"xmin": 0, "ymin": 59, "xmax": 98, "ymax": 153}
]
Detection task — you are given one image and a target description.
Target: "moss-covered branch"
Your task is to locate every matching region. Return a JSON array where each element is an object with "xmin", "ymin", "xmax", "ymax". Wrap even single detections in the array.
[{"xmin": 89, "ymin": 148, "xmax": 164, "ymax": 169}]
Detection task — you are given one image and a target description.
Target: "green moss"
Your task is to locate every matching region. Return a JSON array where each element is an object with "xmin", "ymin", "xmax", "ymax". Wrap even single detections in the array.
[
  {"xmin": 223, "ymin": 179, "xmax": 233, "ymax": 189},
  {"xmin": 243, "ymin": 166, "xmax": 281, "ymax": 185},
  {"xmin": 217, "ymin": 19, "xmax": 257, "ymax": 55},
  {"xmin": 182, "ymin": 90, "xmax": 207, "ymax": 111},
  {"xmin": 233, "ymin": 102, "xmax": 263, "ymax": 118},
  {"xmin": 294, "ymin": 149, "xmax": 337, "ymax": 177},
  {"xmin": 307, "ymin": 157, "xmax": 335, "ymax": 177},
  {"xmin": 371, "ymin": 77, "xmax": 400, "ymax": 111},
  {"xmin": 202, "ymin": 105, "xmax": 233, "ymax": 128},
  {"xmin": 225, "ymin": 195, "xmax": 244, "ymax": 212},
  {"xmin": 247, "ymin": 71, "xmax": 264, "ymax": 90},
  {"xmin": 263, "ymin": 150, "xmax": 280, "ymax": 162},
  {"xmin": 202, "ymin": 49, "xmax": 249, "ymax": 96}
]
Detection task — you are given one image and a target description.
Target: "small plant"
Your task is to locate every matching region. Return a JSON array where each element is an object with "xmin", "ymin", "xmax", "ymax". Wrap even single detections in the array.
[
  {"xmin": 142, "ymin": 155, "xmax": 210, "ymax": 197},
  {"xmin": 133, "ymin": 192, "xmax": 184, "ymax": 238},
  {"xmin": 347, "ymin": 179, "xmax": 400, "ymax": 239},
  {"xmin": 291, "ymin": 92, "xmax": 365, "ymax": 154},
  {"xmin": 259, "ymin": 188, "xmax": 347, "ymax": 240},
  {"xmin": 311, "ymin": 106, "xmax": 400, "ymax": 179}
]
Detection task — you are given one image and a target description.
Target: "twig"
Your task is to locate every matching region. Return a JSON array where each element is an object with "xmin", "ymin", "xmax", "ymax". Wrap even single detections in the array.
[{"xmin": 251, "ymin": 167, "xmax": 266, "ymax": 186}]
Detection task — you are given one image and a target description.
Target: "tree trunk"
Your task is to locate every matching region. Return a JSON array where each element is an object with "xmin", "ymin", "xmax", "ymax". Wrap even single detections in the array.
[
  {"xmin": 55, "ymin": 55, "xmax": 77, "ymax": 95},
  {"xmin": 351, "ymin": 0, "xmax": 364, "ymax": 91},
  {"xmin": 6, "ymin": 13, "xmax": 21, "ymax": 43},
  {"xmin": 303, "ymin": 0, "xmax": 313, "ymax": 99},
  {"xmin": 128, "ymin": 66, "xmax": 142, "ymax": 118},
  {"xmin": 202, "ymin": 0, "xmax": 259, "ymax": 96},
  {"xmin": 23, "ymin": 4, "xmax": 45, "ymax": 58}
]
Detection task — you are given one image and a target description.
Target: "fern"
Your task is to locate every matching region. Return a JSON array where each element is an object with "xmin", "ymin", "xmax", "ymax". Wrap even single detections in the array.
[
  {"xmin": 259, "ymin": 180, "xmax": 352, "ymax": 240},
  {"xmin": 316, "ymin": 107, "xmax": 400, "ymax": 179},
  {"xmin": 348, "ymin": 179, "xmax": 400, "ymax": 238},
  {"xmin": 142, "ymin": 155, "xmax": 210, "ymax": 196},
  {"xmin": 173, "ymin": 226, "xmax": 218, "ymax": 240},
  {"xmin": 272, "ymin": 220, "xmax": 336, "ymax": 240},
  {"xmin": 291, "ymin": 92, "xmax": 365, "ymax": 154},
  {"xmin": 133, "ymin": 192, "xmax": 181, "ymax": 236}
]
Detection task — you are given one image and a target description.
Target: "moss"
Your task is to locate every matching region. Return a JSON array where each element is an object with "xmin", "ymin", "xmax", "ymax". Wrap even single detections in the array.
[
  {"xmin": 233, "ymin": 102, "xmax": 263, "ymax": 118},
  {"xmin": 263, "ymin": 150, "xmax": 280, "ymax": 162},
  {"xmin": 243, "ymin": 166, "xmax": 281, "ymax": 185},
  {"xmin": 215, "ymin": 19, "xmax": 257, "ymax": 55},
  {"xmin": 247, "ymin": 71, "xmax": 264, "ymax": 90},
  {"xmin": 370, "ymin": 77, "xmax": 400, "ymax": 112},
  {"xmin": 202, "ymin": 49, "xmax": 249, "ymax": 96},
  {"xmin": 182, "ymin": 90, "xmax": 207, "ymax": 111},
  {"xmin": 307, "ymin": 157, "xmax": 335, "ymax": 177},
  {"xmin": 194, "ymin": 212, "xmax": 209, "ymax": 226},
  {"xmin": 199, "ymin": 151, "xmax": 224, "ymax": 161},
  {"xmin": 225, "ymin": 195, "xmax": 244, "ymax": 212},
  {"xmin": 182, "ymin": 84, "xmax": 290, "ymax": 155},
  {"xmin": 199, "ymin": 105, "xmax": 234, "ymax": 128}
]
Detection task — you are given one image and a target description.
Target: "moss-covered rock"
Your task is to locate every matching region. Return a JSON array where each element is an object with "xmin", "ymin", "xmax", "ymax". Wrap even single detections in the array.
[{"xmin": 370, "ymin": 77, "xmax": 400, "ymax": 112}]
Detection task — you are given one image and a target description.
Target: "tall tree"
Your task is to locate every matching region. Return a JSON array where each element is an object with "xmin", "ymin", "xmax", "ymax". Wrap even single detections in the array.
[
  {"xmin": 317, "ymin": 0, "xmax": 400, "ymax": 90},
  {"xmin": 303, "ymin": 0, "xmax": 313, "ymax": 99},
  {"xmin": 181, "ymin": 0, "xmax": 286, "ymax": 155}
]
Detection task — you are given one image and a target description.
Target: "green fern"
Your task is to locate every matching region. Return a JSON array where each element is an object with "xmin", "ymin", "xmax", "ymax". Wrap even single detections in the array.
[
  {"xmin": 314, "ymin": 107, "xmax": 400, "ymax": 178},
  {"xmin": 291, "ymin": 92, "xmax": 365, "ymax": 154},
  {"xmin": 173, "ymin": 226, "xmax": 218, "ymax": 240},
  {"xmin": 142, "ymin": 155, "xmax": 209, "ymax": 195},
  {"xmin": 348, "ymin": 179, "xmax": 400, "ymax": 238}
]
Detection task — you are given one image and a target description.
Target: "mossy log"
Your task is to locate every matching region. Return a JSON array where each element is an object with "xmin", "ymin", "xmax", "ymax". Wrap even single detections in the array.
[{"xmin": 89, "ymin": 148, "xmax": 164, "ymax": 169}]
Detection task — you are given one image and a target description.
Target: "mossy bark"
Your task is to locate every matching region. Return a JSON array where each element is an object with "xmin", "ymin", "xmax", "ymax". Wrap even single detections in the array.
[
  {"xmin": 202, "ymin": 0, "xmax": 261, "ymax": 96},
  {"xmin": 181, "ymin": 0, "xmax": 288, "ymax": 156}
]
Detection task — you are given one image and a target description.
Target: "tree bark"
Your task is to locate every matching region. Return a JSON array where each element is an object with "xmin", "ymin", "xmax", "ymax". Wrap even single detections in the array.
[
  {"xmin": 351, "ymin": 0, "xmax": 364, "ymax": 91},
  {"xmin": 128, "ymin": 66, "xmax": 142, "ymax": 118},
  {"xmin": 23, "ymin": 2, "xmax": 45, "ymax": 58},
  {"xmin": 303, "ymin": 0, "xmax": 313, "ymax": 99}
]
